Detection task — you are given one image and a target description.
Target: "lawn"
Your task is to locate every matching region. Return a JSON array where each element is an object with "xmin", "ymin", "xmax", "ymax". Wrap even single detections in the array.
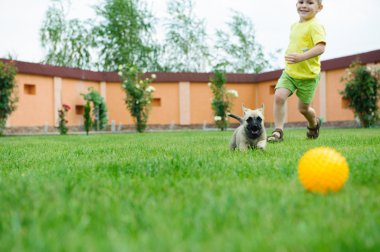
[{"xmin": 0, "ymin": 128, "xmax": 379, "ymax": 251}]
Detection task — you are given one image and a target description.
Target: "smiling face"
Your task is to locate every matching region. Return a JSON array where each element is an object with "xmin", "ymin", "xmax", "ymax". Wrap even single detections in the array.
[{"xmin": 296, "ymin": 0, "xmax": 323, "ymax": 22}]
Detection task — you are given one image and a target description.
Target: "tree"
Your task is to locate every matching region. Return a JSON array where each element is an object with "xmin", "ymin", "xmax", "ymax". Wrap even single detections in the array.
[
  {"xmin": 40, "ymin": 0, "xmax": 159, "ymax": 71},
  {"xmin": 214, "ymin": 11, "xmax": 270, "ymax": 73},
  {"xmin": 0, "ymin": 61, "xmax": 18, "ymax": 136},
  {"xmin": 161, "ymin": 0, "xmax": 210, "ymax": 72},
  {"xmin": 340, "ymin": 61, "xmax": 380, "ymax": 128},
  {"xmin": 93, "ymin": 0, "xmax": 159, "ymax": 71},
  {"xmin": 40, "ymin": 0, "xmax": 95, "ymax": 70}
]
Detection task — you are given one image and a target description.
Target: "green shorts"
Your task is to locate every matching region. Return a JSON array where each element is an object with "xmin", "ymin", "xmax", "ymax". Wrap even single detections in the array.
[{"xmin": 275, "ymin": 71, "xmax": 320, "ymax": 104}]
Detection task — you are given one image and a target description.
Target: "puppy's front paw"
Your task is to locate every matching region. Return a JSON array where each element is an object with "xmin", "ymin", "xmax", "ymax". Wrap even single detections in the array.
[{"xmin": 257, "ymin": 140, "xmax": 266, "ymax": 150}]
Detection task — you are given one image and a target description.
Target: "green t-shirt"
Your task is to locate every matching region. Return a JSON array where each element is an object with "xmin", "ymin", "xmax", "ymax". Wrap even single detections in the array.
[{"xmin": 285, "ymin": 18, "xmax": 326, "ymax": 79}]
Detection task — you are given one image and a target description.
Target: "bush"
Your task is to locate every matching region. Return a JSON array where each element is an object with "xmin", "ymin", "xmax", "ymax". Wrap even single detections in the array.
[
  {"xmin": 58, "ymin": 104, "xmax": 70, "ymax": 135},
  {"xmin": 83, "ymin": 101, "xmax": 92, "ymax": 135},
  {"xmin": 0, "ymin": 61, "xmax": 18, "ymax": 136},
  {"xmin": 118, "ymin": 65, "xmax": 156, "ymax": 133},
  {"xmin": 81, "ymin": 88, "xmax": 108, "ymax": 131},
  {"xmin": 209, "ymin": 68, "xmax": 238, "ymax": 131},
  {"xmin": 341, "ymin": 61, "xmax": 380, "ymax": 127}
]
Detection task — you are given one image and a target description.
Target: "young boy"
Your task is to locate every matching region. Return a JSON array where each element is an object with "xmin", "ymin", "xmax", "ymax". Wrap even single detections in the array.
[{"xmin": 267, "ymin": 0, "xmax": 326, "ymax": 142}]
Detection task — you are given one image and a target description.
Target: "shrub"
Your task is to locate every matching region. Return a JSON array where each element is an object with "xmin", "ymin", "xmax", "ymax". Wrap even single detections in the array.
[
  {"xmin": 118, "ymin": 65, "xmax": 156, "ymax": 133},
  {"xmin": 81, "ymin": 88, "xmax": 108, "ymax": 131},
  {"xmin": 341, "ymin": 61, "xmax": 380, "ymax": 127},
  {"xmin": 209, "ymin": 68, "xmax": 238, "ymax": 131},
  {"xmin": 83, "ymin": 101, "xmax": 92, "ymax": 135},
  {"xmin": 0, "ymin": 61, "xmax": 18, "ymax": 136},
  {"xmin": 58, "ymin": 104, "xmax": 70, "ymax": 135}
]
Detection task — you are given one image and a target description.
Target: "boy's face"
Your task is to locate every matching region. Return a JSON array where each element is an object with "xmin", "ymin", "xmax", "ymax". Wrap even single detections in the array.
[{"xmin": 296, "ymin": 0, "xmax": 323, "ymax": 22}]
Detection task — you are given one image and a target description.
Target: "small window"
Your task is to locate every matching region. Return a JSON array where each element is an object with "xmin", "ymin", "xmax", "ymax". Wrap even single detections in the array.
[
  {"xmin": 269, "ymin": 85, "xmax": 276, "ymax": 95},
  {"xmin": 75, "ymin": 105, "xmax": 84, "ymax": 115},
  {"xmin": 24, "ymin": 84, "xmax": 36, "ymax": 95},
  {"xmin": 152, "ymin": 98, "xmax": 161, "ymax": 107},
  {"xmin": 342, "ymin": 98, "xmax": 350, "ymax": 109}
]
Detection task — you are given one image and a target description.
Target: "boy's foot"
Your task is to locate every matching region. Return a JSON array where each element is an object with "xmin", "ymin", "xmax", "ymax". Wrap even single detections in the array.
[
  {"xmin": 307, "ymin": 118, "xmax": 321, "ymax": 139},
  {"xmin": 267, "ymin": 128, "xmax": 284, "ymax": 143}
]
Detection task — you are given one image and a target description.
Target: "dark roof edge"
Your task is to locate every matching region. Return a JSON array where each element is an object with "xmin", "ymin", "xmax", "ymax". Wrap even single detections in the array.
[
  {"xmin": 321, "ymin": 49, "xmax": 380, "ymax": 71},
  {"xmin": 1, "ymin": 49, "xmax": 380, "ymax": 83}
]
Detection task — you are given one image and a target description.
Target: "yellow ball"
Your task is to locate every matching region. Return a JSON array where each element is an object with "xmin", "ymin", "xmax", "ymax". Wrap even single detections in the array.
[{"xmin": 298, "ymin": 147, "xmax": 349, "ymax": 193}]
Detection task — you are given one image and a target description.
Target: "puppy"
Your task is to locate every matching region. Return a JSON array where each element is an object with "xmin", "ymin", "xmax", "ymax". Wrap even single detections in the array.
[{"xmin": 228, "ymin": 105, "xmax": 266, "ymax": 151}]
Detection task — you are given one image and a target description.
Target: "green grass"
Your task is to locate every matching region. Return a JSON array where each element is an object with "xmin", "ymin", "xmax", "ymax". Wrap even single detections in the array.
[{"xmin": 1, "ymin": 128, "xmax": 379, "ymax": 251}]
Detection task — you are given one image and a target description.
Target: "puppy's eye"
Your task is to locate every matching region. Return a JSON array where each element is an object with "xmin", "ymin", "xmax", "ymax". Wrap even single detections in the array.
[
  {"xmin": 246, "ymin": 117, "xmax": 253, "ymax": 123},
  {"xmin": 256, "ymin": 116, "xmax": 262, "ymax": 123}
]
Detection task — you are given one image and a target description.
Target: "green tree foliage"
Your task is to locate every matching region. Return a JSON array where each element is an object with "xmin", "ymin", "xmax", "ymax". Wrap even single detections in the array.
[
  {"xmin": 209, "ymin": 68, "xmax": 238, "ymax": 131},
  {"xmin": 94, "ymin": 0, "xmax": 159, "ymax": 71},
  {"xmin": 215, "ymin": 11, "xmax": 270, "ymax": 73},
  {"xmin": 341, "ymin": 61, "xmax": 380, "ymax": 128},
  {"xmin": 0, "ymin": 61, "xmax": 18, "ymax": 136},
  {"xmin": 40, "ymin": 0, "xmax": 94, "ymax": 70},
  {"xmin": 162, "ymin": 0, "xmax": 210, "ymax": 72},
  {"xmin": 82, "ymin": 88, "xmax": 108, "ymax": 130},
  {"xmin": 119, "ymin": 65, "xmax": 156, "ymax": 132},
  {"xmin": 39, "ymin": 0, "xmax": 272, "ymax": 73},
  {"xmin": 40, "ymin": 0, "xmax": 159, "ymax": 71}
]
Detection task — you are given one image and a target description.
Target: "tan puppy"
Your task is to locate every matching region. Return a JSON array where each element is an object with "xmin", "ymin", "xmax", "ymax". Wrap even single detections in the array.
[{"xmin": 228, "ymin": 105, "xmax": 266, "ymax": 151}]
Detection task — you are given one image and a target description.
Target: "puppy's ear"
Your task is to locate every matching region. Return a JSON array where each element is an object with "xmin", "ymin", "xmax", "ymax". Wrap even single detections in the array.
[
  {"xmin": 242, "ymin": 105, "xmax": 248, "ymax": 114},
  {"xmin": 260, "ymin": 103, "xmax": 265, "ymax": 113}
]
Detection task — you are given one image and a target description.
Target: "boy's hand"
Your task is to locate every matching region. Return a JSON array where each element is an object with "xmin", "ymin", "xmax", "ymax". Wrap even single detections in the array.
[
  {"xmin": 285, "ymin": 53, "xmax": 304, "ymax": 64},
  {"xmin": 286, "ymin": 43, "xmax": 326, "ymax": 64}
]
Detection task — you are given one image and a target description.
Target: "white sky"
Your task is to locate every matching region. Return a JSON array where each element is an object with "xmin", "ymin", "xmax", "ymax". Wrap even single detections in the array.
[{"xmin": 1, "ymin": 0, "xmax": 380, "ymax": 70}]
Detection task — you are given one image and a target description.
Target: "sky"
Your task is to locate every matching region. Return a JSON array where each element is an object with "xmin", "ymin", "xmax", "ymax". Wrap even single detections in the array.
[{"xmin": 1, "ymin": 0, "xmax": 380, "ymax": 70}]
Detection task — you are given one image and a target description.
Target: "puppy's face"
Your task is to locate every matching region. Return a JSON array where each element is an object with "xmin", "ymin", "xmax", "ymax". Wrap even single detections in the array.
[{"xmin": 242, "ymin": 106, "xmax": 264, "ymax": 139}]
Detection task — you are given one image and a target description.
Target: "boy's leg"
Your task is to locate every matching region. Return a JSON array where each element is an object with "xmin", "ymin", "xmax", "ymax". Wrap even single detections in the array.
[
  {"xmin": 298, "ymin": 100, "xmax": 321, "ymax": 139},
  {"xmin": 274, "ymin": 88, "xmax": 292, "ymax": 130},
  {"xmin": 270, "ymin": 88, "xmax": 291, "ymax": 140},
  {"xmin": 268, "ymin": 72, "xmax": 296, "ymax": 142},
  {"xmin": 297, "ymin": 100, "xmax": 317, "ymax": 128},
  {"xmin": 295, "ymin": 75, "xmax": 321, "ymax": 139}
]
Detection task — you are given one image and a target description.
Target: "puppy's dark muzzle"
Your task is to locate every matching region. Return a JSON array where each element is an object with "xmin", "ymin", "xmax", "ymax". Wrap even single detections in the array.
[
  {"xmin": 249, "ymin": 124, "xmax": 262, "ymax": 137},
  {"xmin": 246, "ymin": 118, "xmax": 263, "ymax": 139}
]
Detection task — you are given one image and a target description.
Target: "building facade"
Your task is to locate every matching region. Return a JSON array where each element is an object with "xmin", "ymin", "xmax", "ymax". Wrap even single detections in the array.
[{"xmin": 2, "ymin": 49, "xmax": 380, "ymax": 133}]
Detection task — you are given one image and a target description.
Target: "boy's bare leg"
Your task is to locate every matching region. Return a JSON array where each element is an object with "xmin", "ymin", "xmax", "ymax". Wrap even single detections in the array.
[
  {"xmin": 298, "ymin": 100, "xmax": 317, "ymax": 128},
  {"xmin": 272, "ymin": 88, "xmax": 292, "ymax": 137}
]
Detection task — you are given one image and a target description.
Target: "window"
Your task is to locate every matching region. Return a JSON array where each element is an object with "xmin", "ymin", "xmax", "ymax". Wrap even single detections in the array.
[
  {"xmin": 341, "ymin": 98, "xmax": 350, "ymax": 109},
  {"xmin": 269, "ymin": 85, "xmax": 276, "ymax": 95},
  {"xmin": 24, "ymin": 84, "xmax": 36, "ymax": 95},
  {"xmin": 152, "ymin": 98, "xmax": 161, "ymax": 107},
  {"xmin": 75, "ymin": 105, "xmax": 84, "ymax": 115}
]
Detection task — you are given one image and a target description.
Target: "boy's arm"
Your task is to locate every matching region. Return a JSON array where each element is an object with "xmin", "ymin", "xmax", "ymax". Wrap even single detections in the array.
[{"xmin": 285, "ymin": 42, "xmax": 326, "ymax": 64}]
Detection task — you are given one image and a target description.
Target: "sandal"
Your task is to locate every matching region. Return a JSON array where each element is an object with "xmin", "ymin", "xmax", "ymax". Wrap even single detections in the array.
[
  {"xmin": 307, "ymin": 118, "xmax": 321, "ymax": 139},
  {"xmin": 267, "ymin": 128, "xmax": 284, "ymax": 143}
]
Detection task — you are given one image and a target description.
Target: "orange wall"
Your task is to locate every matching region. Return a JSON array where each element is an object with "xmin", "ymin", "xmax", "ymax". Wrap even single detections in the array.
[
  {"xmin": 326, "ymin": 69, "xmax": 355, "ymax": 121},
  {"xmin": 9, "ymin": 74, "xmax": 54, "ymax": 127},
  {"xmin": 189, "ymin": 83, "xmax": 259, "ymax": 125},
  {"xmin": 256, "ymin": 81, "xmax": 277, "ymax": 122},
  {"xmin": 189, "ymin": 83, "xmax": 214, "ymax": 124},
  {"xmin": 8, "ymin": 67, "xmax": 369, "ymax": 128},
  {"xmin": 106, "ymin": 82, "xmax": 130, "ymax": 125},
  {"xmin": 149, "ymin": 83, "xmax": 180, "ymax": 125},
  {"xmin": 61, "ymin": 78, "xmax": 100, "ymax": 126},
  {"xmin": 226, "ymin": 83, "xmax": 258, "ymax": 117}
]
